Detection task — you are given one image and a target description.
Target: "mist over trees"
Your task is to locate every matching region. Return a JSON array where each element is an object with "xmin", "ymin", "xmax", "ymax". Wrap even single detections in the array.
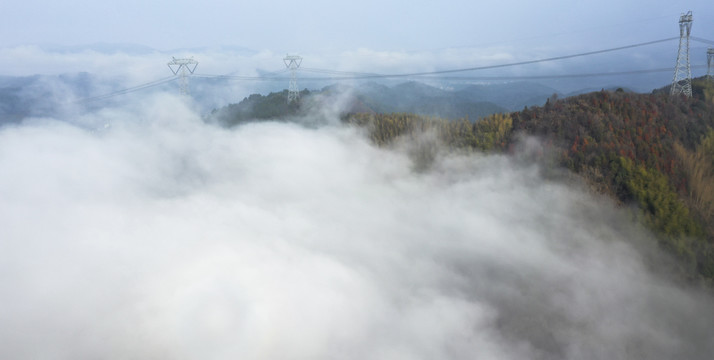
[
  {"xmin": 209, "ymin": 82, "xmax": 518, "ymax": 127},
  {"xmin": 509, "ymin": 79, "xmax": 714, "ymax": 282},
  {"xmin": 337, "ymin": 79, "xmax": 714, "ymax": 283},
  {"xmin": 210, "ymin": 76, "xmax": 714, "ymax": 284},
  {"xmin": 3, "ymin": 91, "xmax": 714, "ymax": 358},
  {"xmin": 2, "ymin": 62, "xmax": 714, "ymax": 357}
]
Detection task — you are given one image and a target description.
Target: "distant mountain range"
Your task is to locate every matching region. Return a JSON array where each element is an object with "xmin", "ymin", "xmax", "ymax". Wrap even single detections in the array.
[
  {"xmin": 341, "ymin": 80, "xmax": 562, "ymax": 114},
  {"xmin": 0, "ymin": 66, "xmax": 661, "ymax": 128},
  {"xmin": 210, "ymin": 80, "xmax": 566, "ymax": 126},
  {"xmin": 0, "ymin": 72, "xmax": 566, "ymax": 127},
  {"xmin": 350, "ymin": 81, "xmax": 508, "ymax": 119}
]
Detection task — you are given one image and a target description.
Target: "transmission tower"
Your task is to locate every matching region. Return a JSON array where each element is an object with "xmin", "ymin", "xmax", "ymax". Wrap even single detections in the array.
[
  {"xmin": 284, "ymin": 54, "xmax": 302, "ymax": 103},
  {"xmin": 708, "ymin": 48, "xmax": 714, "ymax": 80},
  {"xmin": 167, "ymin": 57, "xmax": 198, "ymax": 96},
  {"xmin": 671, "ymin": 11, "xmax": 693, "ymax": 97}
]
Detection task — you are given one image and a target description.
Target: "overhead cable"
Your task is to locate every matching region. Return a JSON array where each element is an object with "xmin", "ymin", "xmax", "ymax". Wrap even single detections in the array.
[{"xmin": 75, "ymin": 76, "xmax": 177, "ymax": 103}]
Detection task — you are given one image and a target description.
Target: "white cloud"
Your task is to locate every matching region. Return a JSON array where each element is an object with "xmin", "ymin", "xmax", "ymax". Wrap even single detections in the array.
[
  {"xmin": 0, "ymin": 42, "xmax": 691, "ymax": 105},
  {"xmin": 0, "ymin": 94, "xmax": 712, "ymax": 359}
]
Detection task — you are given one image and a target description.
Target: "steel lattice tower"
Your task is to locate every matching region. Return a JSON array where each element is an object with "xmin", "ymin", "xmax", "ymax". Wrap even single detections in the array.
[
  {"xmin": 284, "ymin": 55, "xmax": 302, "ymax": 103},
  {"xmin": 708, "ymin": 48, "xmax": 714, "ymax": 80},
  {"xmin": 671, "ymin": 11, "xmax": 693, "ymax": 97},
  {"xmin": 167, "ymin": 57, "xmax": 198, "ymax": 96}
]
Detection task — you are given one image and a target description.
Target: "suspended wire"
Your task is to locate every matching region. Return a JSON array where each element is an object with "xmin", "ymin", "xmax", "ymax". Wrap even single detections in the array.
[
  {"xmin": 75, "ymin": 76, "xmax": 177, "ymax": 103},
  {"xmin": 224, "ymin": 68, "xmax": 290, "ymax": 78},
  {"xmin": 193, "ymin": 37, "xmax": 681, "ymax": 83},
  {"xmin": 264, "ymin": 64, "xmax": 706, "ymax": 83},
  {"xmin": 193, "ymin": 74, "xmax": 286, "ymax": 81},
  {"xmin": 72, "ymin": 37, "xmax": 685, "ymax": 101},
  {"xmin": 260, "ymin": 68, "xmax": 292, "ymax": 77},
  {"xmin": 419, "ymin": 65, "xmax": 707, "ymax": 81},
  {"xmin": 300, "ymin": 67, "xmax": 382, "ymax": 77},
  {"xmin": 311, "ymin": 37, "xmax": 680, "ymax": 79},
  {"xmin": 691, "ymin": 36, "xmax": 714, "ymax": 46},
  {"xmin": 193, "ymin": 68, "xmax": 292, "ymax": 81}
]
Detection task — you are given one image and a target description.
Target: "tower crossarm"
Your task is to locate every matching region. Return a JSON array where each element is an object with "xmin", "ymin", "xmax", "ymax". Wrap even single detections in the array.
[
  {"xmin": 284, "ymin": 54, "xmax": 303, "ymax": 103},
  {"xmin": 167, "ymin": 57, "xmax": 198, "ymax": 96}
]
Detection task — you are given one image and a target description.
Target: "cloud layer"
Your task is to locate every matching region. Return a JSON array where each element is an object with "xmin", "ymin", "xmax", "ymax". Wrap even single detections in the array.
[
  {"xmin": 0, "ymin": 95, "xmax": 712, "ymax": 359},
  {"xmin": 0, "ymin": 42, "xmax": 691, "ymax": 96}
]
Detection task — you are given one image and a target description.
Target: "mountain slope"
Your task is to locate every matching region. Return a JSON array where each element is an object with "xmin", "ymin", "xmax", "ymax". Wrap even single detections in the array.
[
  {"xmin": 345, "ymin": 79, "xmax": 714, "ymax": 284},
  {"xmin": 210, "ymin": 82, "xmax": 509, "ymax": 126},
  {"xmin": 510, "ymin": 81, "xmax": 714, "ymax": 281}
]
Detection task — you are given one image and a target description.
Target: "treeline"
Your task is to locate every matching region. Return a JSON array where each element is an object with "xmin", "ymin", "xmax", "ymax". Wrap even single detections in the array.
[
  {"xmin": 346, "ymin": 79, "xmax": 714, "ymax": 283},
  {"xmin": 345, "ymin": 112, "xmax": 513, "ymax": 152},
  {"xmin": 209, "ymin": 82, "xmax": 510, "ymax": 127},
  {"xmin": 210, "ymin": 78, "xmax": 714, "ymax": 282},
  {"xmin": 343, "ymin": 112, "xmax": 513, "ymax": 171},
  {"xmin": 510, "ymin": 82, "xmax": 714, "ymax": 281},
  {"xmin": 209, "ymin": 90, "xmax": 308, "ymax": 126}
]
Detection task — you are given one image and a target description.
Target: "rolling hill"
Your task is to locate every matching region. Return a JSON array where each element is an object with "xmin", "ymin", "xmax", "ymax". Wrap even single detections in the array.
[{"xmin": 343, "ymin": 78, "xmax": 714, "ymax": 284}]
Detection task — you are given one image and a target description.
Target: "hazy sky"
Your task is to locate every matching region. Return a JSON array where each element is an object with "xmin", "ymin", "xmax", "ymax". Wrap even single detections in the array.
[
  {"xmin": 2, "ymin": 1, "xmax": 714, "ymax": 93},
  {"xmin": 2, "ymin": 0, "xmax": 712, "ymax": 52}
]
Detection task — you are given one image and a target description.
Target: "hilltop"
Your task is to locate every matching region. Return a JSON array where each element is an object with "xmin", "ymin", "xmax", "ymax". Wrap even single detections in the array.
[
  {"xmin": 208, "ymin": 81, "xmax": 563, "ymax": 126},
  {"xmin": 512, "ymin": 80, "xmax": 714, "ymax": 280},
  {"xmin": 344, "ymin": 78, "xmax": 714, "ymax": 284},
  {"xmin": 208, "ymin": 76, "xmax": 714, "ymax": 284}
]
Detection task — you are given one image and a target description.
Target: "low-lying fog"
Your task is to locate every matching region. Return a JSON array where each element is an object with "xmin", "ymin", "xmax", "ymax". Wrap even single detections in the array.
[{"xmin": 0, "ymin": 94, "xmax": 712, "ymax": 359}]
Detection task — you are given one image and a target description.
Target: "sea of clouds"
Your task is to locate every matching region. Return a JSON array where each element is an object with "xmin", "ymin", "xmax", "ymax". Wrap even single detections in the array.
[{"xmin": 0, "ymin": 94, "xmax": 712, "ymax": 359}]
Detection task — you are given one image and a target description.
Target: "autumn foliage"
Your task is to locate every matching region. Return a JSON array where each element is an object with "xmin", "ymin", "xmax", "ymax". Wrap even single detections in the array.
[{"xmin": 348, "ymin": 82, "xmax": 714, "ymax": 283}]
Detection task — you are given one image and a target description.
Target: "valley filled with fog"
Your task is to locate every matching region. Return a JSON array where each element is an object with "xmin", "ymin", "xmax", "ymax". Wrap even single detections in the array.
[
  {"xmin": 4, "ymin": 0, "xmax": 714, "ymax": 357},
  {"xmin": 1, "ymin": 94, "xmax": 713, "ymax": 359}
]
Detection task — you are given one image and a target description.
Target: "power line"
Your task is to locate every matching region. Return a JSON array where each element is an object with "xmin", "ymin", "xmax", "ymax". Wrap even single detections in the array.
[
  {"xmin": 304, "ymin": 65, "xmax": 707, "ymax": 82},
  {"xmin": 75, "ymin": 76, "xmax": 177, "ymax": 103},
  {"xmin": 300, "ymin": 67, "xmax": 381, "ymax": 77},
  {"xmin": 191, "ymin": 64, "xmax": 707, "ymax": 84},
  {"xmin": 261, "ymin": 69, "xmax": 292, "ymax": 77},
  {"xmin": 413, "ymin": 65, "xmax": 707, "ymax": 81},
  {"xmin": 333, "ymin": 37, "xmax": 680, "ymax": 79},
  {"xmin": 73, "ymin": 37, "xmax": 685, "ymax": 102},
  {"xmin": 194, "ymin": 38, "xmax": 680, "ymax": 82},
  {"xmin": 692, "ymin": 36, "xmax": 714, "ymax": 46},
  {"xmin": 193, "ymin": 69, "xmax": 291, "ymax": 81},
  {"xmin": 193, "ymin": 74, "xmax": 287, "ymax": 81}
]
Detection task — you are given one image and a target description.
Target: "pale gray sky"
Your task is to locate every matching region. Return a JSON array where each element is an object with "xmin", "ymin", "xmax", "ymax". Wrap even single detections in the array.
[
  {"xmin": 1, "ymin": 0, "xmax": 713, "ymax": 91},
  {"xmin": 3, "ymin": 0, "xmax": 712, "ymax": 52}
]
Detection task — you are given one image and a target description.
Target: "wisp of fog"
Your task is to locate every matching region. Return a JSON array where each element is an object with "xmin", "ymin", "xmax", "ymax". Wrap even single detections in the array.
[{"xmin": 0, "ymin": 94, "xmax": 712, "ymax": 359}]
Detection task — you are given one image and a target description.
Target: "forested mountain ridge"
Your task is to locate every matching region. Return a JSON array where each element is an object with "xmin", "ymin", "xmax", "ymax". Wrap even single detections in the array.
[
  {"xmin": 210, "ymin": 77, "xmax": 714, "ymax": 283},
  {"xmin": 511, "ymin": 81, "xmax": 714, "ymax": 282},
  {"xmin": 345, "ymin": 78, "xmax": 714, "ymax": 284},
  {"xmin": 209, "ymin": 81, "xmax": 551, "ymax": 126}
]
